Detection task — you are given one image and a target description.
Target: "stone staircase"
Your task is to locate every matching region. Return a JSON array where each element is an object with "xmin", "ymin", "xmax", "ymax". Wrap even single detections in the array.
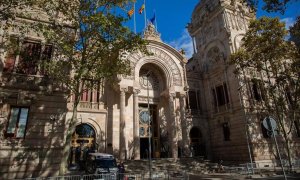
[{"xmin": 123, "ymin": 157, "xmax": 216, "ymax": 176}]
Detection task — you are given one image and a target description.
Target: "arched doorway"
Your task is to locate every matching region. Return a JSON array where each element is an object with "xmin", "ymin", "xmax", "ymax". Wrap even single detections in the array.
[
  {"xmin": 138, "ymin": 63, "xmax": 166, "ymax": 159},
  {"xmin": 190, "ymin": 127, "xmax": 206, "ymax": 157},
  {"xmin": 69, "ymin": 123, "xmax": 96, "ymax": 167}
]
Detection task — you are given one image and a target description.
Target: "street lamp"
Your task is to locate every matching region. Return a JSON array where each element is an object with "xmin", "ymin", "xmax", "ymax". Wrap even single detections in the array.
[{"xmin": 146, "ymin": 71, "xmax": 152, "ymax": 179}]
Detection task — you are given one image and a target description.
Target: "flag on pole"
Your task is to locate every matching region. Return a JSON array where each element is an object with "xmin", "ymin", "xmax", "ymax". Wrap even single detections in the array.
[
  {"xmin": 150, "ymin": 12, "xmax": 156, "ymax": 24},
  {"xmin": 139, "ymin": 4, "xmax": 145, "ymax": 14},
  {"xmin": 127, "ymin": 7, "xmax": 134, "ymax": 17}
]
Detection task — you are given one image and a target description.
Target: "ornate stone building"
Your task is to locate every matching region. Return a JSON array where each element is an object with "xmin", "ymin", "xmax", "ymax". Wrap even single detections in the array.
[
  {"xmin": 0, "ymin": 15, "xmax": 191, "ymax": 178},
  {"xmin": 187, "ymin": 0, "xmax": 300, "ymax": 167},
  {"xmin": 1, "ymin": 0, "xmax": 300, "ymax": 179},
  {"xmin": 70, "ymin": 23, "xmax": 190, "ymax": 162}
]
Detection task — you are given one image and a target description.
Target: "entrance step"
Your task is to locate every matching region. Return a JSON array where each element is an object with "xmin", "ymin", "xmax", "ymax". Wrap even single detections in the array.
[{"xmin": 124, "ymin": 157, "xmax": 210, "ymax": 175}]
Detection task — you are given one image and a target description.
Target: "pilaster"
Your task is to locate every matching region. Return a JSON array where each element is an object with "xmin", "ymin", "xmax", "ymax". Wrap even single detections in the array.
[
  {"xmin": 133, "ymin": 88, "xmax": 140, "ymax": 159},
  {"xmin": 119, "ymin": 87, "xmax": 128, "ymax": 160},
  {"xmin": 179, "ymin": 93, "xmax": 190, "ymax": 157},
  {"xmin": 168, "ymin": 93, "xmax": 178, "ymax": 158}
]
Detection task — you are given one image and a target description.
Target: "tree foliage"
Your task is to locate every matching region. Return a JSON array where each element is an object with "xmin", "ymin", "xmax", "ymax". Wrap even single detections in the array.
[
  {"xmin": 290, "ymin": 16, "xmax": 300, "ymax": 50},
  {"xmin": 243, "ymin": 0, "xmax": 299, "ymax": 13},
  {"xmin": 34, "ymin": 0, "xmax": 146, "ymax": 173},
  {"xmin": 231, "ymin": 17, "xmax": 300, "ymax": 170}
]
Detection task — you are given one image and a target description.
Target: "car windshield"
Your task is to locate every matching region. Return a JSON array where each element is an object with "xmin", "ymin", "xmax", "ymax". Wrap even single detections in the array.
[{"xmin": 95, "ymin": 159, "xmax": 117, "ymax": 168}]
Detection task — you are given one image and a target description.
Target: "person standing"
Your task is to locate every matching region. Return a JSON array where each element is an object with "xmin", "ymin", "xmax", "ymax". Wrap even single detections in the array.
[{"xmin": 118, "ymin": 162, "xmax": 125, "ymax": 180}]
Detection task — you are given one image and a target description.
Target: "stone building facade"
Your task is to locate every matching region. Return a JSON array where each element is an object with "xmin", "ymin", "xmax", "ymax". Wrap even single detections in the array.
[
  {"xmin": 187, "ymin": 0, "xmax": 300, "ymax": 167},
  {"xmin": 1, "ymin": 0, "xmax": 300, "ymax": 179},
  {"xmin": 0, "ymin": 12, "xmax": 191, "ymax": 178}
]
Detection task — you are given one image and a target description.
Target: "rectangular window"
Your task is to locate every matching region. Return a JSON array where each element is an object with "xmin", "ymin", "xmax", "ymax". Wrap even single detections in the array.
[
  {"xmin": 4, "ymin": 39, "xmax": 52, "ymax": 75},
  {"xmin": 80, "ymin": 80, "xmax": 100, "ymax": 103},
  {"xmin": 295, "ymin": 121, "xmax": 300, "ymax": 137},
  {"xmin": 3, "ymin": 51, "xmax": 17, "ymax": 73},
  {"xmin": 16, "ymin": 41, "xmax": 41, "ymax": 75},
  {"xmin": 188, "ymin": 91, "xmax": 198, "ymax": 110},
  {"xmin": 40, "ymin": 45, "xmax": 53, "ymax": 75},
  {"xmin": 6, "ymin": 107, "xmax": 29, "ymax": 138},
  {"xmin": 251, "ymin": 79, "xmax": 265, "ymax": 101},
  {"xmin": 222, "ymin": 122, "xmax": 230, "ymax": 141},
  {"xmin": 212, "ymin": 83, "xmax": 229, "ymax": 107}
]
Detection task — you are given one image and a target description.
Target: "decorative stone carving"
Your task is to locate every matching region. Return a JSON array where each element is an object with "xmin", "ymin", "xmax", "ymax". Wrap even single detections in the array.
[
  {"xmin": 139, "ymin": 69, "xmax": 160, "ymax": 90},
  {"xmin": 143, "ymin": 23, "xmax": 161, "ymax": 42},
  {"xmin": 127, "ymin": 46, "xmax": 183, "ymax": 86},
  {"xmin": 203, "ymin": 46, "xmax": 224, "ymax": 73}
]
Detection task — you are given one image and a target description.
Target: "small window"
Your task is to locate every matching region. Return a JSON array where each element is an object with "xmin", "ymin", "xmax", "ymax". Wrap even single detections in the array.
[
  {"xmin": 251, "ymin": 79, "xmax": 265, "ymax": 101},
  {"xmin": 212, "ymin": 83, "xmax": 229, "ymax": 107},
  {"xmin": 222, "ymin": 122, "xmax": 230, "ymax": 141},
  {"xmin": 6, "ymin": 107, "xmax": 29, "ymax": 138},
  {"xmin": 3, "ymin": 37, "xmax": 18, "ymax": 73},
  {"xmin": 295, "ymin": 121, "xmax": 300, "ymax": 137},
  {"xmin": 16, "ymin": 41, "xmax": 41, "ymax": 75},
  {"xmin": 80, "ymin": 80, "xmax": 101, "ymax": 103},
  {"xmin": 188, "ymin": 91, "xmax": 197, "ymax": 110},
  {"xmin": 4, "ymin": 39, "xmax": 53, "ymax": 75}
]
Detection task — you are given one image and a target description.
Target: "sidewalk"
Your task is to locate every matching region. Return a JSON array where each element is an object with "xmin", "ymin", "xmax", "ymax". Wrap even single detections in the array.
[{"xmin": 189, "ymin": 172, "xmax": 300, "ymax": 180}]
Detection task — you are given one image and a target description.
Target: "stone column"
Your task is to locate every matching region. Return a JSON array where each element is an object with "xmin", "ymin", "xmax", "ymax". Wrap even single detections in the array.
[
  {"xmin": 119, "ymin": 88, "xmax": 127, "ymax": 160},
  {"xmin": 133, "ymin": 89, "xmax": 140, "ymax": 159},
  {"xmin": 168, "ymin": 93, "xmax": 178, "ymax": 158},
  {"xmin": 179, "ymin": 93, "xmax": 190, "ymax": 157}
]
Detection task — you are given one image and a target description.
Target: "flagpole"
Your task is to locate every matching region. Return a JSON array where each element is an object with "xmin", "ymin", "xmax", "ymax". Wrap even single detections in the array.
[
  {"xmin": 133, "ymin": 2, "xmax": 136, "ymax": 33},
  {"xmin": 154, "ymin": 10, "xmax": 158, "ymax": 31},
  {"xmin": 144, "ymin": 0, "xmax": 147, "ymax": 29}
]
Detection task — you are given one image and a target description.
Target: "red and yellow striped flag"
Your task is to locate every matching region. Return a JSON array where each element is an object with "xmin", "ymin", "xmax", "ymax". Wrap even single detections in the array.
[
  {"xmin": 139, "ymin": 4, "xmax": 145, "ymax": 14},
  {"xmin": 127, "ymin": 7, "xmax": 134, "ymax": 17}
]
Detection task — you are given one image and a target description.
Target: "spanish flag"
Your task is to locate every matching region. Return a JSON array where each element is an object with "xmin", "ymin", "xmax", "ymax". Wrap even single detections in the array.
[
  {"xmin": 127, "ymin": 7, "xmax": 134, "ymax": 17},
  {"xmin": 139, "ymin": 4, "xmax": 145, "ymax": 14}
]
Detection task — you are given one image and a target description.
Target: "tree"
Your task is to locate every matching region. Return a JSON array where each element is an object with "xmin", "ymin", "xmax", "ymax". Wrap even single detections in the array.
[
  {"xmin": 231, "ymin": 17, "xmax": 300, "ymax": 171},
  {"xmin": 243, "ymin": 0, "xmax": 300, "ymax": 13},
  {"xmin": 290, "ymin": 16, "xmax": 300, "ymax": 49},
  {"xmin": 0, "ymin": 0, "xmax": 40, "ymax": 60},
  {"xmin": 35, "ymin": 0, "xmax": 147, "ymax": 174}
]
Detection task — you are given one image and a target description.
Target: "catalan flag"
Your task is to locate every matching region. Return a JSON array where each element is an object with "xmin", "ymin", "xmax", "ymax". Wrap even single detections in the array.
[{"xmin": 139, "ymin": 4, "xmax": 145, "ymax": 14}]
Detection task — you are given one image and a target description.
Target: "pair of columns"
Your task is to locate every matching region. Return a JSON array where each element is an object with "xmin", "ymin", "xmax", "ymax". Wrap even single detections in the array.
[{"xmin": 119, "ymin": 88, "xmax": 189, "ymax": 160}]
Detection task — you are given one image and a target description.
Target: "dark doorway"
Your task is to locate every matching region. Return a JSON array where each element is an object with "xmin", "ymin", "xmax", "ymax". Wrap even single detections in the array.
[
  {"xmin": 139, "ymin": 104, "xmax": 158, "ymax": 159},
  {"xmin": 70, "ymin": 123, "xmax": 96, "ymax": 169},
  {"xmin": 189, "ymin": 127, "xmax": 206, "ymax": 157},
  {"xmin": 140, "ymin": 138, "xmax": 152, "ymax": 159}
]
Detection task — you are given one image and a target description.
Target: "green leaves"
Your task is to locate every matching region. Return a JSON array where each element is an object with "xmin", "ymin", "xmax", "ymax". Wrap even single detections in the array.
[
  {"xmin": 38, "ymin": 0, "xmax": 147, "ymax": 98},
  {"xmin": 243, "ymin": 0, "xmax": 293, "ymax": 14},
  {"xmin": 231, "ymin": 16, "xmax": 300, "ymax": 170}
]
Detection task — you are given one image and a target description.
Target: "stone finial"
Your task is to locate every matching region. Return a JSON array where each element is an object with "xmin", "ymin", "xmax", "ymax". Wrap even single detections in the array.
[{"xmin": 143, "ymin": 22, "xmax": 161, "ymax": 42}]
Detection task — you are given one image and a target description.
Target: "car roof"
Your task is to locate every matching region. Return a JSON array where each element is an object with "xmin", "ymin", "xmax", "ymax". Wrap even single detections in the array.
[{"xmin": 89, "ymin": 153, "xmax": 115, "ymax": 159}]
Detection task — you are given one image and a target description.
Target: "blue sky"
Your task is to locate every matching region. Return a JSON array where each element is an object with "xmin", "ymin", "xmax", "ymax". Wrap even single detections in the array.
[{"xmin": 126, "ymin": 0, "xmax": 300, "ymax": 58}]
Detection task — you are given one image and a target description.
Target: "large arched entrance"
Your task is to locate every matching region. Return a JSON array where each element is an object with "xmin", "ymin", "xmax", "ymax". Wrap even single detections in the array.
[
  {"xmin": 69, "ymin": 123, "xmax": 96, "ymax": 167},
  {"xmin": 190, "ymin": 127, "xmax": 206, "ymax": 157},
  {"xmin": 138, "ymin": 63, "xmax": 167, "ymax": 159}
]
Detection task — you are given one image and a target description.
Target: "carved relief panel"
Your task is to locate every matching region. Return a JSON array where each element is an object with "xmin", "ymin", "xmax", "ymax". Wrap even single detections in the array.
[{"xmin": 127, "ymin": 46, "xmax": 183, "ymax": 87}]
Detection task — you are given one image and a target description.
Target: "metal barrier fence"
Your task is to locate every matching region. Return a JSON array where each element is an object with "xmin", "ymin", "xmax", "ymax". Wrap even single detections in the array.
[
  {"xmin": 20, "ymin": 171, "xmax": 189, "ymax": 180},
  {"xmin": 21, "ymin": 173, "xmax": 142, "ymax": 180},
  {"xmin": 148, "ymin": 170, "xmax": 188, "ymax": 180}
]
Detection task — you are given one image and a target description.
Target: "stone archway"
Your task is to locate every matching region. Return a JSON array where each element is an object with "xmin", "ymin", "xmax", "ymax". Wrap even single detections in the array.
[
  {"xmin": 69, "ymin": 123, "xmax": 96, "ymax": 168},
  {"xmin": 138, "ymin": 63, "xmax": 167, "ymax": 159},
  {"xmin": 189, "ymin": 127, "xmax": 206, "ymax": 157}
]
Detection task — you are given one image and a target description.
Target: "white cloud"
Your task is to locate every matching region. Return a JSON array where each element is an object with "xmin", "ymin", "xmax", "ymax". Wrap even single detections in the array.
[
  {"xmin": 281, "ymin": 17, "xmax": 296, "ymax": 29},
  {"xmin": 168, "ymin": 29, "xmax": 194, "ymax": 58}
]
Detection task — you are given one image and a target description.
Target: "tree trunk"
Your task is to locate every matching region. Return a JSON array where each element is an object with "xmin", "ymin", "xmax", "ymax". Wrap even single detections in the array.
[
  {"xmin": 59, "ymin": 93, "xmax": 80, "ymax": 175},
  {"xmin": 283, "ymin": 132, "xmax": 293, "ymax": 172}
]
